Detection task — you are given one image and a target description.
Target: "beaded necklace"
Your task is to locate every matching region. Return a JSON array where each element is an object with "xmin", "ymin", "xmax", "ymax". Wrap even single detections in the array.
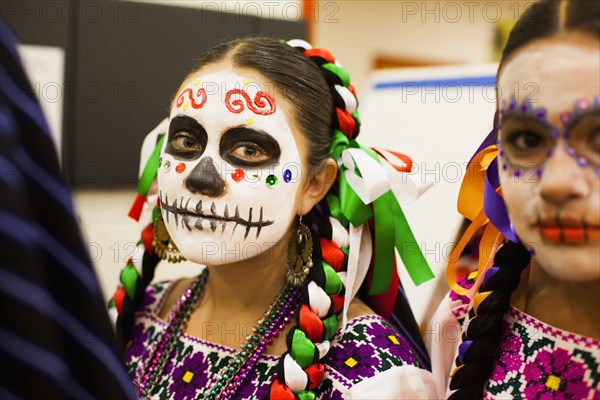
[{"xmin": 135, "ymin": 268, "xmax": 301, "ymax": 399}]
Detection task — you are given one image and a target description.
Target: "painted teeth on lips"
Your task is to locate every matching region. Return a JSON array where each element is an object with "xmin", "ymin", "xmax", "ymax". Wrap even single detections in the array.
[
  {"xmin": 538, "ymin": 218, "xmax": 600, "ymax": 244},
  {"xmin": 158, "ymin": 192, "xmax": 274, "ymax": 239}
]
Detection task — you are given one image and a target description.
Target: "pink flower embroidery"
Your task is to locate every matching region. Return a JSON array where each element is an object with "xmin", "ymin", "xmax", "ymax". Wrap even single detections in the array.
[
  {"xmin": 523, "ymin": 348, "xmax": 590, "ymax": 399},
  {"xmin": 490, "ymin": 321, "xmax": 523, "ymax": 382}
]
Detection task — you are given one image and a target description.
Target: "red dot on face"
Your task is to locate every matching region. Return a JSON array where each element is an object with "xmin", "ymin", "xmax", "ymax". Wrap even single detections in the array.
[
  {"xmin": 232, "ymin": 168, "xmax": 245, "ymax": 182},
  {"xmin": 175, "ymin": 163, "xmax": 186, "ymax": 173}
]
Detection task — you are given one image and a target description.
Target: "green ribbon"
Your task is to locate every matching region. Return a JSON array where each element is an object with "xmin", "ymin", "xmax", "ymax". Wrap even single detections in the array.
[
  {"xmin": 322, "ymin": 262, "xmax": 343, "ymax": 295},
  {"xmin": 370, "ymin": 193, "xmax": 396, "ymax": 295},
  {"xmin": 136, "ymin": 135, "xmax": 165, "ymax": 196},
  {"xmin": 329, "ymin": 129, "xmax": 349, "ymax": 160},
  {"xmin": 322, "ymin": 314, "xmax": 339, "ymax": 341},
  {"xmin": 338, "ymin": 168, "xmax": 373, "ymax": 226},
  {"xmin": 321, "ymin": 63, "xmax": 350, "ymax": 87},
  {"xmin": 291, "ymin": 329, "xmax": 316, "ymax": 369},
  {"xmin": 331, "ymin": 139, "xmax": 433, "ymax": 295},
  {"xmin": 327, "ymin": 194, "xmax": 348, "ymax": 228},
  {"xmin": 120, "ymin": 263, "xmax": 138, "ymax": 301},
  {"xmin": 297, "ymin": 391, "xmax": 316, "ymax": 400},
  {"xmin": 152, "ymin": 206, "xmax": 162, "ymax": 223}
]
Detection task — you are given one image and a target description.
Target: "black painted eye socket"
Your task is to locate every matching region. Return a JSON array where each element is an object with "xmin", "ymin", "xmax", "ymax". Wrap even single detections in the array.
[
  {"xmin": 220, "ymin": 127, "xmax": 281, "ymax": 167},
  {"xmin": 166, "ymin": 115, "xmax": 208, "ymax": 160},
  {"xmin": 171, "ymin": 133, "xmax": 200, "ymax": 152},
  {"xmin": 228, "ymin": 142, "xmax": 270, "ymax": 163}
]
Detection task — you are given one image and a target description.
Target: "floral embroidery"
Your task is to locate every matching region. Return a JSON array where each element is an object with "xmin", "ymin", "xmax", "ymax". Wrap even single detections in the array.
[
  {"xmin": 477, "ymin": 308, "xmax": 600, "ymax": 399},
  {"xmin": 124, "ymin": 323, "xmax": 148, "ymax": 363},
  {"xmin": 126, "ymin": 282, "xmax": 425, "ymax": 399},
  {"xmin": 523, "ymin": 348, "xmax": 590, "ymax": 399},
  {"xmin": 490, "ymin": 321, "xmax": 523, "ymax": 382},
  {"xmin": 327, "ymin": 339, "xmax": 378, "ymax": 382},
  {"xmin": 141, "ymin": 287, "xmax": 157, "ymax": 310},
  {"xmin": 366, "ymin": 324, "xmax": 414, "ymax": 364},
  {"xmin": 170, "ymin": 352, "xmax": 211, "ymax": 400}
]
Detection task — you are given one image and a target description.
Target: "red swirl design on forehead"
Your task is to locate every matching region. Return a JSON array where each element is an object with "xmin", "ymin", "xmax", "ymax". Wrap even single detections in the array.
[
  {"xmin": 225, "ymin": 89, "xmax": 276, "ymax": 116},
  {"xmin": 176, "ymin": 88, "xmax": 207, "ymax": 110}
]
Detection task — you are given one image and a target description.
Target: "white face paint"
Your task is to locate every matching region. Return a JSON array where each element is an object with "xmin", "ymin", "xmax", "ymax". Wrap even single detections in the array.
[
  {"xmin": 157, "ymin": 70, "xmax": 304, "ymax": 266},
  {"xmin": 498, "ymin": 36, "xmax": 600, "ymax": 282}
]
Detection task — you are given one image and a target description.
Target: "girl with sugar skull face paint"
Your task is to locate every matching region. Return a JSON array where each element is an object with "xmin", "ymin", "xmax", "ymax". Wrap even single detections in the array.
[
  {"xmin": 111, "ymin": 38, "xmax": 438, "ymax": 399},
  {"xmin": 159, "ymin": 69, "xmax": 304, "ymax": 266},
  {"xmin": 428, "ymin": 1, "xmax": 600, "ymax": 399}
]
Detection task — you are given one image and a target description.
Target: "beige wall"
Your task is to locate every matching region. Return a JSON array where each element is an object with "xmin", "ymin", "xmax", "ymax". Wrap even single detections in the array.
[{"xmin": 313, "ymin": 0, "xmax": 533, "ymax": 91}]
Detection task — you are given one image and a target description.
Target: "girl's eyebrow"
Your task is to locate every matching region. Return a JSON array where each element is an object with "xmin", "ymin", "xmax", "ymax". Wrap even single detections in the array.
[{"xmin": 499, "ymin": 112, "xmax": 552, "ymax": 130}]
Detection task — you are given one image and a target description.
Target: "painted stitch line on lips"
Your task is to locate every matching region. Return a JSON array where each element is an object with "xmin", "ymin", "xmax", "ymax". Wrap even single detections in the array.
[{"xmin": 159, "ymin": 192, "xmax": 274, "ymax": 239}]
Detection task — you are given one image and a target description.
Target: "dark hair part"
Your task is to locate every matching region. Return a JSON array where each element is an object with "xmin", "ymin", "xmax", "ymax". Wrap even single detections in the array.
[
  {"xmin": 179, "ymin": 37, "xmax": 333, "ymax": 174},
  {"xmin": 499, "ymin": 0, "xmax": 600, "ymax": 73},
  {"xmin": 450, "ymin": 1, "xmax": 600, "ymax": 398}
]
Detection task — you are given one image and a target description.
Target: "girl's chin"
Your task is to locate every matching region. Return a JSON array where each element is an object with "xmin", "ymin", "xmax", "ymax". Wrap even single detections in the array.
[{"xmin": 535, "ymin": 246, "xmax": 600, "ymax": 282}]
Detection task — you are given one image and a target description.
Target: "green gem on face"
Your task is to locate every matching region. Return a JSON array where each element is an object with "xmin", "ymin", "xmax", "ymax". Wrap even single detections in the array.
[{"xmin": 266, "ymin": 174, "xmax": 278, "ymax": 188}]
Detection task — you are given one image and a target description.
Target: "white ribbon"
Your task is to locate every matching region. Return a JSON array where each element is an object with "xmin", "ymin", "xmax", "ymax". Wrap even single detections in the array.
[
  {"xmin": 283, "ymin": 354, "xmax": 308, "ymax": 392},
  {"xmin": 340, "ymin": 223, "xmax": 372, "ymax": 331},
  {"xmin": 338, "ymin": 147, "xmax": 433, "ymax": 332},
  {"xmin": 373, "ymin": 147, "xmax": 433, "ymax": 205},
  {"xmin": 307, "ymin": 281, "xmax": 331, "ymax": 318},
  {"xmin": 132, "ymin": 244, "xmax": 145, "ymax": 276},
  {"xmin": 341, "ymin": 148, "xmax": 390, "ymax": 205},
  {"xmin": 108, "ymin": 306, "xmax": 119, "ymax": 330},
  {"xmin": 316, "ymin": 341, "xmax": 331, "ymax": 359},
  {"xmin": 330, "ymin": 217, "xmax": 349, "ymax": 248}
]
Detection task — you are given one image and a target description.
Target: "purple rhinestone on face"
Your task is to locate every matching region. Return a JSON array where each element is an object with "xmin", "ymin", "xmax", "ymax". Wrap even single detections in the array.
[
  {"xmin": 513, "ymin": 170, "xmax": 521, "ymax": 178},
  {"xmin": 536, "ymin": 108, "xmax": 546, "ymax": 119},
  {"xmin": 577, "ymin": 157, "xmax": 588, "ymax": 167},
  {"xmin": 576, "ymin": 98, "xmax": 590, "ymax": 110},
  {"xmin": 567, "ymin": 147, "xmax": 576, "ymax": 157}
]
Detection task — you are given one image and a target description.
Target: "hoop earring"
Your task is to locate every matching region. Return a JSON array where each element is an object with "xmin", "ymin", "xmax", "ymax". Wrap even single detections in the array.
[
  {"xmin": 287, "ymin": 215, "xmax": 314, "ymax": 287},
  {"xmin": 153, "ymin": 213, "xmax": 186, "ymax": 263}
]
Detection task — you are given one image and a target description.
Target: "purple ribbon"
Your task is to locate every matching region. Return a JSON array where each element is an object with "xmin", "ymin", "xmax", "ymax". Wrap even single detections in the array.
[{"xmin": 483, "ymin": 157, "xmax": 518, "ymax": 242}]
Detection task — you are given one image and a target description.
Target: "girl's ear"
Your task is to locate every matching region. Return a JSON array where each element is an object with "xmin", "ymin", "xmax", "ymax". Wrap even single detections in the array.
[{"xmin": 299, "ymin": 159, "xmax": 338, "ymax": 215}]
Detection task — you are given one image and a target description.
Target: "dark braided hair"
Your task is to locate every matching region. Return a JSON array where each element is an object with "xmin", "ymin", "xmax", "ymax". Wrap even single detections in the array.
[
  {"xmin": 448, "ymin": 1, "xmax": 600, "ymax": 398},
  {"xmin": 448, "ymin": 241, "xmax": 530, "ymax": 399}
]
